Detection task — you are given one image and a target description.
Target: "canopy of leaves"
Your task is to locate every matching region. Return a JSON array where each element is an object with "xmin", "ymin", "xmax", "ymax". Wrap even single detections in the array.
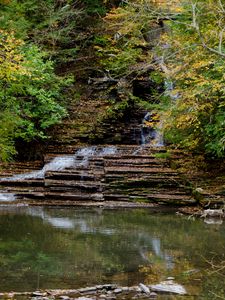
[
  {"xmin": 94, "ymin": 1, "xmax": 157, "ymax": 77},
  {"xmin": 0, "ymin": 30, "xmax": 72, "ymax": 160},
  {"xmin": 158, "ymin": 0, "xmax": 225, "ymax": 157},
  {"xmin": 0, "ymin": 0, "xmax": 84, "ymax": 63}
]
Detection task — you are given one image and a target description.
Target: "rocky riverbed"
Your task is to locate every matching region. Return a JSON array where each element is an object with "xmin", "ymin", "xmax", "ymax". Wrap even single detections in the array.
[{"xmin": 0, "ymin": 281, "xmax": 187, "ymax": 300}]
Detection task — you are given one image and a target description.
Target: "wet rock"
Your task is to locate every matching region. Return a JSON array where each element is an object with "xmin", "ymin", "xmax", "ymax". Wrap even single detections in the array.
[
  {"xmin": 31, "ymin": 297, "xmax": 49, "ymax": 300},
  {"xmin": 201, "ymin": 209, "xmax": 224, "ymax": 218},
  {"xmin": 149, "ymin": 292, "xmax": 157, "ymax": 298},
  {"xmin": 75, "ymin": 297, "xmax": 96, "ymax": 300},
  {"xmin": 129, "ymin": 286, "xmax": 140, "ymax": 292},
  {"xmin": 32, "ymin": 291, "xmax": 46, "ymax": 297},
  {"xmin": 96, "ymin": 284, "xmax": 117, "ymax": 291},
  {"xmin": 150, "ymin": 280, "xmax": 187, "ymax": 295},
  {"xmin": 139, "ymin": 283, "xmax": 150, "ymax": 294},
  {"xmin": 47, "ymin": 289, "xmax": 78, "ymax": 297},
  {"xmin": 78, "ymin": 287, "xmax": 97, "ymax": 293},
  {"xmin": 107, "ymin": 291, "xmax": 112, "ymax": 295},
  {"xmin": 114, "ymin": 288, "xmax": 123, "ymax": 294}
]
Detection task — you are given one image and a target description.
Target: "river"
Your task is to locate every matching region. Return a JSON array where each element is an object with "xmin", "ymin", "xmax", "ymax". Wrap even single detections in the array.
[{"xmin": 0, "ymin": 206, "xmax": 224, "ymax": 299}]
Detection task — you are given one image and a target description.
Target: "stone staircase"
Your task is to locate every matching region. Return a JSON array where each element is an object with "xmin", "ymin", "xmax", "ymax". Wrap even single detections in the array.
[{"xmin": 0, "ymin": 145, "xmax": 196, "ymax": 207}]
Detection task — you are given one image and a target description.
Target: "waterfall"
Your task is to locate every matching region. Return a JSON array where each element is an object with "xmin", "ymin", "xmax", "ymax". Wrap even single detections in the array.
[
  {"xmin": 142, "ymin": 112, "xmax": 164, "ymax": 147},
  {"xmin": 140, "ymin": 112, "xmax": 155, "ymax": 145},
  {"xmin": 0, "ymin": 146, "xmax": 117, "ymax": 202}
]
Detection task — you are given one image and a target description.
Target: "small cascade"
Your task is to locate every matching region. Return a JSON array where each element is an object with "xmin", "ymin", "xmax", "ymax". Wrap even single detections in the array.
[
  {"xmin": 133, "ymin": 112, "xmax": 164, "ymax": 154},
  {"xmin": 141, "ymin": 112, "xmax": 164, "ymax": 147},
  {"xmin": 0, "ymin": 144, "xmax": 195, "ymax": 206},
  {"xmin": 0, "ymin": 146, "xmax": 117, "ymax": 182},
  {"xmin": 137, "ymin": 77, "xmax": 180, "ymax": 150},
  {"xmin": 151, "ymin": 121, "xmax": 164, "ymax": 147},
  {"xmin": 0, "ymin": 146, "xmax": 117, "ymax": 202},
  {"xmin": 0, "ymin": 147, "xmax": 95, "ymax": 182},
  {"xmin": 141, "ymin": 113, "xmax": 153, "ymax": 145}
]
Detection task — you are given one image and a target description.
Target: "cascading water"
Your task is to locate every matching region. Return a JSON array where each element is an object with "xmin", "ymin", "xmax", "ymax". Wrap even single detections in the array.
[
  {"xmin": 137, "ymin": 77, "xmax": 179, "ymax": 150},
  {"xmin": 140, "ymin": 112, "xmax": 164, "ymax": 147},
  {"xmin": 133, "ymin": 112, "xmax": 164, "ymax": 154},
  {"xmin": 0, "ymin": 146, "xmax": 117, "ymax": 202}
]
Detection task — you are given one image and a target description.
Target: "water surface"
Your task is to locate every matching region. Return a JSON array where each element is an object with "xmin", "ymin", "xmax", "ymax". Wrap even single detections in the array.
[{"xmin": 0, "ymin": 207, "xmax": 224, "ymax": 299}]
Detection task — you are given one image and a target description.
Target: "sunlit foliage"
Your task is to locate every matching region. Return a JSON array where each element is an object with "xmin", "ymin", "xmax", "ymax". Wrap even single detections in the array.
[
  {"xmin": 0, "ymin": 30, "xmax": 70, "ymax": 160},
  {"xmin": 159, "ymin": 0, "xmax": 225, "ymax": 157}
]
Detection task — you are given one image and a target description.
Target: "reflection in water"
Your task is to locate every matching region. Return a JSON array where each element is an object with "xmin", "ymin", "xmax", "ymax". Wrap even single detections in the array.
[
  {"xmin": 0, "ymin": 207, "xmax": 224, "ymax": 299},
  {"xmin": 47, "ymin": 217, "xmax": 74, "ymax": 229}
]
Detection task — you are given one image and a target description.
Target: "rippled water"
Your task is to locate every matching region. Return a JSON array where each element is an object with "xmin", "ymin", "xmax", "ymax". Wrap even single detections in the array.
[{"xmin": 0, "ymin": 207, "xmax": 224, "ymax": 299}]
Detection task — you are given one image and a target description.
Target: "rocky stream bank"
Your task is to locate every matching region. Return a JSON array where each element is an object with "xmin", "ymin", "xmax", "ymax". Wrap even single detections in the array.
[{"xmin": 0, "ymin": 281, "xmax": 188, "ymax": 300}]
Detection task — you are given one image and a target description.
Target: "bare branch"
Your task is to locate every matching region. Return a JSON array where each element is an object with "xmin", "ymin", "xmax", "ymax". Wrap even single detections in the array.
[
  {"xmin": 219, "ymin": 27, "xmax": 225, "ymax": 54},
  {"xmin": 201, "ymin": 38, "xmax": 225, "ymax": 58},
  {"xmin": 191, "ymin": 2, "xmax": 199, "ymax": 30}
]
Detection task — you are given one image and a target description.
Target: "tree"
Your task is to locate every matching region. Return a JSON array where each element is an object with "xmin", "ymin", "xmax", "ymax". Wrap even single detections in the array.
[
  {"xmin": 0, "ymin": 0, "xmax": 83, "ymax": 63},
  {"xmin": 157, "ymin": 0, "xmax": 225, "ymax": 157},
  {"xmin": 0, "ymin": 30, "xmax": 71, "ymax": 161}
]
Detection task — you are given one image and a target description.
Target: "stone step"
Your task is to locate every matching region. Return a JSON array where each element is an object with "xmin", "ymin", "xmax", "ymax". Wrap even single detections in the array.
[
  {"xmin": 0, "ymin": 145, "xmax": 194, "ymax": 206},
  {"xmin": 106, "ymin": 187, "xmax": 189, "ymax": 195},
  {"xmin": 104, "ymin": 192, "xmax": 195, "ymax": 205},
  {"xmin": 144, "ymin": 193, "xmax": 196, "ymax": 204},
  {"xmin": 105, "ymin": 174, "xmax": 181, "ymax": 183},
  {"xmin": 44, "ymin": 192, "xmax": 104, "ymax": 201},
  {"xmin": 45, "ymin": 180, "xmax": 103, "ymax": 192},
  {"xmin": 15, "ymin": 191, "xmax": 45, "ymax": 199},
  {"xmin": 0, "ymin": 179, "xmax": 44, "ymax": 187},
  {"xmin": 104, "ymin": 160, "xmax": 167, "ymax": 167},
  {"xmin": 105, "ymin": 167, "xmax": 177, "ymax": 174},
  {"xmin": 45, "ymin": 171, "xmax": 96, "ymax": 181}
]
